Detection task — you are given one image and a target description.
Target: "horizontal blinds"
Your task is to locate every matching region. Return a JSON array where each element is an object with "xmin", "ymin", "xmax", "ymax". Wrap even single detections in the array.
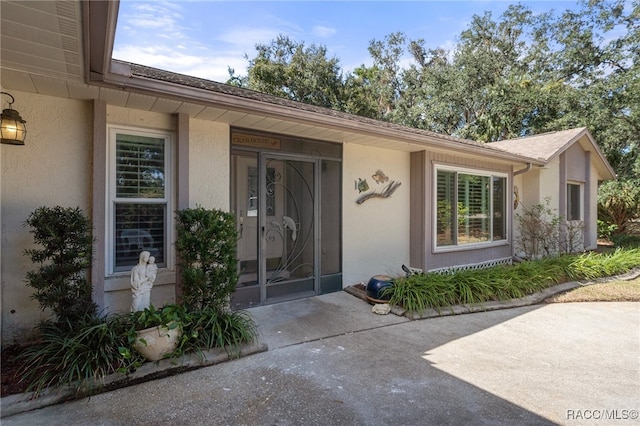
[
  {"xmin": 492, "ymin": 177, "xmax": 507, "ymax": 240},
  {"xmin": 116, "ymin": 134, "xmax": 165, "ymax": 199},
  {"xmin": 114, "ymin": 203, "xmax": 166, "ymax": 270},
  {"xmin": 436, "ymin": 171, "xmax": 455, "ymax": 246},
  {"xmin": 457, "ymin": 174, "xmax": 490, "ymax": 244}
]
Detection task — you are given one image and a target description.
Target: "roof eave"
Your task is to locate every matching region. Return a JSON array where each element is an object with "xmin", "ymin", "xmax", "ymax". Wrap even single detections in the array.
[{"xmin": 95, "ymin": 68, "xmax": 542, "ymax": 165}]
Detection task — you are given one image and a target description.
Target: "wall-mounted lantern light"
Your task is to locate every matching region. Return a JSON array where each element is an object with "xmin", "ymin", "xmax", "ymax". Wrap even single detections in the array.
[{"xmin": 0, "ymin": 92, "xmax": 27, "ymax": 145}]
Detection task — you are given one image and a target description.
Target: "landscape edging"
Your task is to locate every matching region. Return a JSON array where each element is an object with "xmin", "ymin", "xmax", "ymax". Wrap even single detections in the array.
[{"xmin": 1, "ymin": 342, "xmax": 267, "ymax": 419}]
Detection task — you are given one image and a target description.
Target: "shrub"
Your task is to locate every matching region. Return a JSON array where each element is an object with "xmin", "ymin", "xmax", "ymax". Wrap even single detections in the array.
[
  {"xmin": 598, "ymin": 179, "xmax": 640, "ymax": 236},
  {"xmin": 175, "ymin": 207, "xmax": 238, "ymax": 311},
  {"xmin": 387, "ymin": 248, "xmax": 640, "ymax": 314},
  {"xmin": 18, "ymin": 314, "xmax": 139, "ymax": 398},
  {"xmin": 24, "ymin": 206, "xmax": 97, "ymax": 325},
  {"xmin": 515, "ymin": 198, "xmax": 560, "ymax": 259},
  {"xmin": 183, "ymin": 308, "xmax": 256, "ymax": 356}
]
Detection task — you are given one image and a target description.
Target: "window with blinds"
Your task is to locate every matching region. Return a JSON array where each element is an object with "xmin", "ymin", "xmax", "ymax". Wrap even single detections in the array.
[
  {"xmin": 436, "ymin": 168, "xmax": 507, "ymax": 248},
  {"xmin": 110, "ymin": 130, "xmax": 170, "ymax": 273}
]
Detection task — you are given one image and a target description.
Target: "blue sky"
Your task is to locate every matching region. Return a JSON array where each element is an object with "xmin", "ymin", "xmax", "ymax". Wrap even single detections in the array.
[{"xmin": 113, "ymin": 1, "xmax": 583, "ymax": 83}]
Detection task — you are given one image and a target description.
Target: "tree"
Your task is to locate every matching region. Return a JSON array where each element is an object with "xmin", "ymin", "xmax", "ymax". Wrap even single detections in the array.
[
  {"xmin": 230, "ymin": 0, "xmax": 639, "ymax": 184},
  {"xmin": 228, "ymin": 35, "xmax": 345, "ymax": 109},
  {"xmin": 24, "ymin": 206, "xmax": 97, "ymax": 326}
]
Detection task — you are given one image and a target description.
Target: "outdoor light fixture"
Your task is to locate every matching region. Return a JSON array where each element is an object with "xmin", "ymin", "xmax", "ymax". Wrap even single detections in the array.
[{"xmin": 0, "ymin": 92, "xmax": 27, "ymax": 145}]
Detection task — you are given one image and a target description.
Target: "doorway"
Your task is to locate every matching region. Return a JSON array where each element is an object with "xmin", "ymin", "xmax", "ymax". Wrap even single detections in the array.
[{"xmin": 231, "ymin": 131, "xmax": 342, "ymax": 308}]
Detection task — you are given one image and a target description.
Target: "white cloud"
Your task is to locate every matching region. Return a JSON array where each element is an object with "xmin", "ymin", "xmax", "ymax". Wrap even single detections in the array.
[
  {"xmin": 312, "ymin": 25, "xmax": 337, "ymax": 38},
  {"xmin": 216, "ymin": 27, "xmax": 282, "ymax": 51},
  {"xmin": 118, "ymin": 1, "xmax": 187, "ymax": 39},
  {"xmin": 113, "ymin": 44, "xmax": 247, "ymax": 82}
]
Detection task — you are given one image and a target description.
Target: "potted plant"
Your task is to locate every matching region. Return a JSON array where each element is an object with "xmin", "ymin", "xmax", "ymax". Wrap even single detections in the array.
[{"xmin": 128, "ymin": 304, "xmax": 184, "ymax": 361}]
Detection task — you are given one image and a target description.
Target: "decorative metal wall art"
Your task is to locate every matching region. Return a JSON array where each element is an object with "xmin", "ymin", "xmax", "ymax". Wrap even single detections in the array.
[{"xmin": 355, "ymin": 169, "xmax": 401, "ymax": 204}]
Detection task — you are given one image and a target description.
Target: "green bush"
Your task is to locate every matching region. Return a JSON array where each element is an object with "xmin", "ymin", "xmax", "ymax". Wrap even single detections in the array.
[
  {"xmin": 18, "ymin": 315, "xmax": 139, "ymax": 398},
  {"xmin": 175, "ymin": 207, "xmax": 238, "ymax": 311},
  {"xmin": 24, "ymin": 206, "xmax": 97, "ymax": 326},
  {"xmin": 388, "ymin": 248, "xmax": 640, "ymax": 314},
  {"xmin": 183, "ymin": 308, "xmax": 256, "ymax": 356},
  {"xmin": 598, "ymin": 179, "xmax": 640, "ymax": 236},
  {"xmin": 17, "ymin": 206, "xmax": 258, "ymax": 399}
]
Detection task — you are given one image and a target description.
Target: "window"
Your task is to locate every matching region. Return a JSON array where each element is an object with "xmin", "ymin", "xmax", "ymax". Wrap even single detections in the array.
[
  {"xmin": 108, "ymin": 128, "xmax": 172, "ymax": 273},
  {"xmin": 435, "ymin": 167, "xmax": 507, "ymax": 248},
  {"xmin": 567, "ymin": 183, "xmax": 582, "ymax": 221}
]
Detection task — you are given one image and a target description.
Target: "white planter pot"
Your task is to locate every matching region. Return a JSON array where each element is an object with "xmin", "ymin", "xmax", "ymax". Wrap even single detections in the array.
[{"xmin": 133, "ymin": 323, "xmax": 182, "ymax": 361}]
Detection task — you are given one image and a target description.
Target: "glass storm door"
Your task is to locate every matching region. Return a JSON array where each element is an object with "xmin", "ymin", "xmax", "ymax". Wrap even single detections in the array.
[{"xmin": 233, "ymin": 154, "xmax": 317, "ymax": 307}]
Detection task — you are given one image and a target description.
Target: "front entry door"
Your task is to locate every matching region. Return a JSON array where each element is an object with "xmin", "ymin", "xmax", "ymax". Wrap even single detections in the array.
[{"xmin": 233, "ymin": 153, "xmax": 317, "ymax": 307}]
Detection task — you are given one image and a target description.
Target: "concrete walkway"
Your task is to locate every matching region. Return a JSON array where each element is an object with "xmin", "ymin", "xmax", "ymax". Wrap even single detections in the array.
[{"xmin": 2, "ymin": 292, "xmax": 639, "ymax": 425}]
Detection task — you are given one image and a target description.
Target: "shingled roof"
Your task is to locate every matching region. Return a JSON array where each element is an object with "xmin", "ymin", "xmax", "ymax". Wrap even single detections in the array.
[
  {"xmin": 111, "ymin": 61, "xmax": 614, "ymax": 178},
  {"xmin": 119, "ymin": 61, "xmax": 526, "ymax": 157},
  {"xmin": 488, "ymin": 128, "xmax": 616, "ymax": 179}
]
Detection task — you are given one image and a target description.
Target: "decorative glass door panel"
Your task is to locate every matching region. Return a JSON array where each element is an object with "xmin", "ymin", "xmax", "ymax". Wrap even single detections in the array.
[
  {"xmin": 263, "ymin": 157, "xmax": 315, "ymax": 301},
  {"xmin": 232, "ymin": 153, "xmax": 317, "ymax": 307}
]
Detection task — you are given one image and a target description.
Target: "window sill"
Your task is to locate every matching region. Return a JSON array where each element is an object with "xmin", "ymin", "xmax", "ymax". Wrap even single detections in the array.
[
  {"xmin": 433, "ymin": 240, "xmax": 509, "ymax": 254},
  {"xmin": 104, "ymin": 269, "xmax": 176, "ymax": 292}
]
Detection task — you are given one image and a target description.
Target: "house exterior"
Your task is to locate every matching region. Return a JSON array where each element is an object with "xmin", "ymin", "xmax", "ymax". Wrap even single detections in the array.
[{"xmin": 0, "ymin": 1, "xmax": 615, "ymax": 345}]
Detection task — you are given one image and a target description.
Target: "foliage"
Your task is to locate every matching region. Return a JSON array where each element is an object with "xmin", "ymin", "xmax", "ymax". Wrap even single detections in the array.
[
  {"xmin": 597, "ymin": 179, "xmax": 640, "ymax": 235},
  {"xmin": 515, "ymin": 198, "xmax": 561, "ymax": 259},
  {"xmin": 597, "ymin": 219, "xmax": 618, "ymax": 240},
  {"xmin": 182, "ymin": 308, "xmax": 256, "ymax": 356},
  {"xmin": 387, "ymin": 247, "xmax": 640, "ymax": 313},
  {"xmin": 612, "ymin": 233, "xmax": 640, "ymax": 248},
  {"xmin": 126, "ymin": 304, "xmax": 184, "ymax": 331},
  {"xmin": 228, "ymin": 35, "xmax": 344, "ymax": 109},
  {"xmin": 18, "ymin": 303, "xmax": 257, "ymax": 398},
  {"xmin": 560, "ymin": 219, "xmax": 585, "ymax": 255},
  {"xmin": 175, "ymin": 207, "xmax": 239, "ymax": 311},
  {"xmin": 233, "ymin": 0, "xmax": 638, "ymax": 183},
  {"xmin": 18, "ymin": 314, "xmax": 139, "ymax": 398},
  {"xmin": 24, "ymin": 206, "xmax": 97, "ymax": 326}
]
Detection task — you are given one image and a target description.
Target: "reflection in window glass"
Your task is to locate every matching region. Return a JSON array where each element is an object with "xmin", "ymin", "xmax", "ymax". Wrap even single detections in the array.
[
  {"xmin": 567, "ymin": 183, "xmax": 581, "ymax": 221},
  {"xmin": 436, "ymin": 169, "xmax": 507, "ymax": 247},
  {"xmin": 111, "ymin": 131, "xmax": 169, "ymax": 273}
]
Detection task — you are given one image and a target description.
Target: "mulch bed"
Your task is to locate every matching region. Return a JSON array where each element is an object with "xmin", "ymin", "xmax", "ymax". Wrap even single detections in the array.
[{"xmin": 1, "ymin": 344, "xmax": 29, "ymax": 397}]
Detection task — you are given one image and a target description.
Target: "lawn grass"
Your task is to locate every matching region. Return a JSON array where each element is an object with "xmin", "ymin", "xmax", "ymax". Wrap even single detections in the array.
[{"xmin": 545, "ymin": 276, "xmax": 640, "ymax": 303}]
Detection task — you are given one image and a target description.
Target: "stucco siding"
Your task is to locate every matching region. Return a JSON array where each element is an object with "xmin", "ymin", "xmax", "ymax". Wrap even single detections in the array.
[
  {"xmin": 188, "ymin": 119, "xmax": 230, "ymax": 209},
  {"xmin": 565, "ymin": 143, "xmax": 587, "ymax": 183},
  {"xmin": 1, "ymin": 91, "xmax": 92, "ymax": 343},
  {"xmin": 342, "ymin": 143, "xmax": 410, "ymax": 285},
  {"xmin": 539, "ymin": 158, "xmax": 561, "ymax": 209}
]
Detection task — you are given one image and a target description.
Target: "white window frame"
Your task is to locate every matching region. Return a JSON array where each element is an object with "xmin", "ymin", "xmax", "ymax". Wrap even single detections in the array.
[
  {"xmin": 433, "ymin": 164, "xmax": 509, "ymax": 252},
  {"xmin": 106, "ymin": 125, "xmax": 174, "ymax": 276},
  {"xmin": 566, "ymin": 182, "xmax": 583, "ymax": 222}
]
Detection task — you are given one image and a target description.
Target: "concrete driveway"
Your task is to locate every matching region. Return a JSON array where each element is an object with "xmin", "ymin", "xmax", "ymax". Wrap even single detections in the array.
[{"xmin": 2, "ymin": 292, "xmax": 638, "ymax": 425}]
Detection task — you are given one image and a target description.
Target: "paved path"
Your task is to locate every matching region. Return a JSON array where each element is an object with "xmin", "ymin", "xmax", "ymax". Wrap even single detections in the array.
[{"xmin": 2, "ymin": 293, "xmax": 639, "ymax": 425}]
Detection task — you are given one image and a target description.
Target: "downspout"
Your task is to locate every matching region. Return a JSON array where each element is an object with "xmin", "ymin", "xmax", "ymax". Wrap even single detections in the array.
[
  {"xmin": 512, "ymin": 163, "xmax": 533, "ymax": 263},
  {"xmin": 513, "ymin": 163, "xmax": 532, "ymax": 176}
]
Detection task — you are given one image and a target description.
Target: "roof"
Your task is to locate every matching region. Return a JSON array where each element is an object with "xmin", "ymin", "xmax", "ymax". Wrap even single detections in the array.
[{"xmin": 488, "ymin": 128, "xmax": 616, "ymax": 180}]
